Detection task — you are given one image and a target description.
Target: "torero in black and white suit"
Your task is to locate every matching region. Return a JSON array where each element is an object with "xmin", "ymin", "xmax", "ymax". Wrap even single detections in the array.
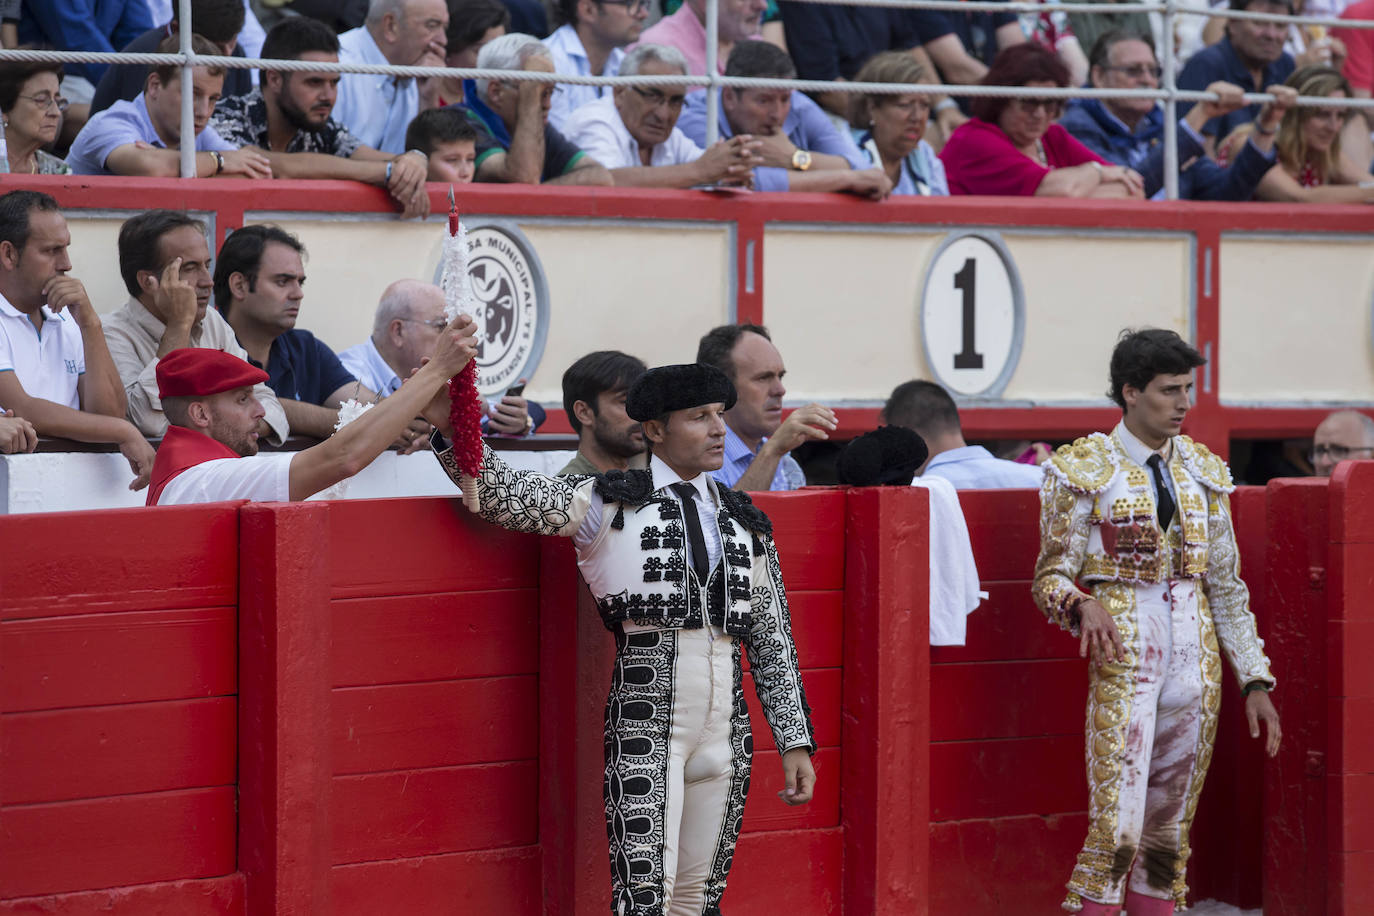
[{"xmin": 428, "ymin": 363, "xmax": 815, "ymax": 916}]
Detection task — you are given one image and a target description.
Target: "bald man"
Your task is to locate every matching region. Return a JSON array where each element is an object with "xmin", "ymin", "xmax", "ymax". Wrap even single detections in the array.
[
  {"xmin": 1312, "ymin": 409, "xmax": 1374, "ymax": 477},
  {"xmin": 338, "ymin": 279, "xmax": 540, "ymax": 441}
]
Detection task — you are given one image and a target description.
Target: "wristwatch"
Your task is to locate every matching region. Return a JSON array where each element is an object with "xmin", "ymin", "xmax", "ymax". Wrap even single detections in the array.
[{"xmin": 791, "ymin": 149, "xmax": 812, "ymax": 171}]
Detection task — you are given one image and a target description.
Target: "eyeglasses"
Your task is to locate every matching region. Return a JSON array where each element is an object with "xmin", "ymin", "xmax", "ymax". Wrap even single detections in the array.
[
  {"xmin": 1311, "ymin": 443, "xmax": 1374, "ymax": 462},
  {"xmin": 17, "ymin": 92, "xmax": 68, "ymax": 113},
  {"xmin": 402, "ymin": 317, "xmax": 449, "ymax": 330},
  {"xmin": 1101, "ymin": 64, "xmax": 1163, "ymax": 80},
  {"xmin": 881, "ymin": 97, "xmax": 932, "ymax": 118},
  {"xmin": 1012, "ymin": 97, "xmax": 1064, "ymax": 116},
  {"xmin": 631, "ymin": 86, "xmax": 687, "ymax": 110},
  {"xmin": 600, "ymin": 0, "xmax": 651, "ymax": 11}
]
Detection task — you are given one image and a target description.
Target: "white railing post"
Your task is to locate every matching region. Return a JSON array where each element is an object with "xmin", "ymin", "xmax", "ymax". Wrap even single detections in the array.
[
  {"xmin": 178, "ymin": 0, "xmax": 195, "ymax": 179},
  {"xmin": 1162, "ymin": 0, "xmax": 1179, "ymax": 200},
  {"xmin": 705, "ymin": 0, "xmax": 720, "ymax": 145}
]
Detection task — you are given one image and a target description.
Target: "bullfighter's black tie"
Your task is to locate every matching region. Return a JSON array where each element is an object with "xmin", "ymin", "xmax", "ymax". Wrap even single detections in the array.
[
  {"xmin": 671, "ymin": 482, "xmax": 710, "ymax": 586},
  {"xmin": 1147, "ymin": 454, "xmax": 1176, "ymax": 530}
]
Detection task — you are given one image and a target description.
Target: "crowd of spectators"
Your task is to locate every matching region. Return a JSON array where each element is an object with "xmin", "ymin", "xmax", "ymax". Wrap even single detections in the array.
[{"xmin": 0, "ymin": 0, "xmax": 1370, "ymax": 200}]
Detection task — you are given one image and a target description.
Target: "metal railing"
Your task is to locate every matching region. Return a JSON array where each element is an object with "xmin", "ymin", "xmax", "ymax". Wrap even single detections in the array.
[{"xmin": 2, "ymin": 0, "xmax": 1372, "ymax": 198}]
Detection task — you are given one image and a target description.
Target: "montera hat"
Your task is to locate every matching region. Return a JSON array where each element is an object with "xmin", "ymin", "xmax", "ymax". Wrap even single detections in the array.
[
  {"xmin": 157, "ymin": 348, "xmax": 269, "ymax": 400},
  {"xmin": 836, "ymin": 425, "xmax": 929, "ymax": 486},
  {"xmin": 626, "ymin": 364, "xmax": 737, "ymax": 422}
]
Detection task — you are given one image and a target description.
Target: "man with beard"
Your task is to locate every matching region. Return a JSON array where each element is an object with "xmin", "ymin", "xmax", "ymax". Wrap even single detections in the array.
[
  {"xmin": 146, "ymin": 313, "xmax": 477, "ymax": 506},
  {"xmin": 103, "ymin": 210, "xmax": 288, "ymax": 443},
  {"xmin": 557, "ymin": 349, "xmax": 648, "ymax": 475},
  {"xmin": 210, "ymin": 17, "xmax": 431, "ymax": 219}
]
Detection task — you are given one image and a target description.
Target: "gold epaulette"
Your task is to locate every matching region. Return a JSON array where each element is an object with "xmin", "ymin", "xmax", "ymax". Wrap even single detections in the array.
[
  {"xmin": 1175, "ymin": 436, "xmax": 1236, "ymax": 494},
  {"xmin": 1045, "ymin": 433, "xmax": 1119, "ymax": 495}
]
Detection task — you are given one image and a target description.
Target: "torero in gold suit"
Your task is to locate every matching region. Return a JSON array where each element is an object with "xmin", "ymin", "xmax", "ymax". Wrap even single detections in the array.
[{"xmin": 1031, "ymin": 329, "xmax": 1281, "ymax": 916}]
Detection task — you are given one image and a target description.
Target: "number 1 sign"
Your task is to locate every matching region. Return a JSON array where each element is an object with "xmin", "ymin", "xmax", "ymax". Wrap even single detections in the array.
[{"xmin": 919, "ymin": 231, "xmax": 1025, "ymax": 397}]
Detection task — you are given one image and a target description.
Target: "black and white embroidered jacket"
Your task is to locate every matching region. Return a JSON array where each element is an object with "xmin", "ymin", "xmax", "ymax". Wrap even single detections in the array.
[{"xmin": 434, "ymin": 441, "xmax": 816, "ymax": 754}]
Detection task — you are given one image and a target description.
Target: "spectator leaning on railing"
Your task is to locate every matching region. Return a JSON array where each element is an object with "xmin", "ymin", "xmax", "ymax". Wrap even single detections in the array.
[
  {"xmin": 563, "ymin": 43, "xmax": 763, "ymax": 188},
  {"xmin": 940, "ymin": 42, "xmax": 1144, "ymax": 197},
  {"xmin": 847, "ymin": 51, "xmax": 949, "ymax": 196},
  {"xmin": 404, "ymin": 107, "xmax": 479, "ymax": 182},
  {"xmin": 1060, "ymin": 29, "xmax": 1298, "ymax": 199},
  {"xmin": 1255, "ymin": 64, "xmax": 1374, "ymax": 199},
  {"xmin": 209, "ymin": 16, "xmax": 431, "ymax": 219},
  {"xmin": 0, "ymin": 57, "xmax": 72, "ymax": 175},
  {"xmin": 543, "ymin": 0, "xmax": 647, "ymax": 131},
  {"xmin": 66, "ymin": 33, "xmax": 272, "ymax": 178},
  {"xmin": 677, "ymin": 40, "xmax": 891, "ymax": 197}
]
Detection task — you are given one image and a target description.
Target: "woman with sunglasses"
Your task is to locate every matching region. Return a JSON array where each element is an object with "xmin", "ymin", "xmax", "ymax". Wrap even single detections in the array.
[
  {"xmin": 1255, "ymin": 65, "xmax": 1374, "ymax": 202},
  {"xmin": 0, "ymin": 57, "xmax": 70, "ymax": 175},
  {"xmin": 847, "ymin": 51, "xmax": 948, "ymax": 196},
  {"xmin": 940, "ymin": 43, "xmax": 1143, "ymax": 197}
]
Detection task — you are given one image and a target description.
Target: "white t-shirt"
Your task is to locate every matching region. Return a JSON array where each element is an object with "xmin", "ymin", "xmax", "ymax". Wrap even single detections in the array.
[
  {"xmin": 0, "ymin": 295, "xmax": 85, "ymax": 409},
  {"xmin": 156, "ymin": 453, "xmax": 295, "ymax": 505},
  {"xmin": 562, "ymin": 95, "xmax": 704, "ymax": 171}
]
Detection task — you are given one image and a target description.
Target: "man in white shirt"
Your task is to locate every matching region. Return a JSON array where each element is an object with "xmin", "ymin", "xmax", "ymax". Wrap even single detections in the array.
[
  {"xmin": 562, "ymin": 42, "xmax": 761, "ymax": 187},
  {"xmin": 883, "ymin": 378, "xmax": 1044, "ymax": 489},
  {"xmin": 0, "ymin": 191, "xmax": 155, "ymax": 489},
  {"xmin": 148, "ymin": 314, "xmax": 477, "ymax": 505},
  {"xmin": 543, "ymin": 0, "xmax": 647, "ymax": 130},
  {"xmin": 102, "ymin": 209, "xmax": 289, "ymax": 443},
  {"xmin": 334, "ymin": 0, "xmax": 449, "ymax": 153}
]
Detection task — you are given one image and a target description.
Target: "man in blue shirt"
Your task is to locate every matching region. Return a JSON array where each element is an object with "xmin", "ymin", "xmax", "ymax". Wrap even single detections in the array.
[
  {"xmin": 214, "ymin": 225, "xmax": 377, "ymax": 441},
  {"xmin": 696, "ymin": 323, "xmax": 836, "ymax": 492},
  {"xmin": 677, "ymin": 40, "xmax": 890, "ymax": 196},
  {"xmin": 18, "ymin": 0, "xmax": 153, "ymax": 90},
  {"xmin": 1061, "ymin": 29, "xmax": 1297, "ymax": 199},
  {"xmin": 1177, "ymin": 0, "xmax": 1296, "ymax": 151},
  {"xmin": 882, "ymin": 380, "xmax": 1043, "ymax": 490}
]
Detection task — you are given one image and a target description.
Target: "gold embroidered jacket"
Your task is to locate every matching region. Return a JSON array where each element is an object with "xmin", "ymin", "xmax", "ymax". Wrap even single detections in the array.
[{"xmin": 1031, "ymin": 429, "xmax": 1275, "ymax": 689}]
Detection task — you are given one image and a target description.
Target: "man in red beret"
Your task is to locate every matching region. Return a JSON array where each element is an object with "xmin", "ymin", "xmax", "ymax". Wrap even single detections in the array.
[{"xmin": 147, "ymin": 312, "xmax": 477, "ymax": 505}]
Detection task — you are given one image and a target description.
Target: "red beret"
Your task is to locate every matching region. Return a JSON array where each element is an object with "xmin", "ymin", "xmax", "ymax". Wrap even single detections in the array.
[{"xmin": 157, "ymin": 348, "xmax": 268, "ymax": 399}]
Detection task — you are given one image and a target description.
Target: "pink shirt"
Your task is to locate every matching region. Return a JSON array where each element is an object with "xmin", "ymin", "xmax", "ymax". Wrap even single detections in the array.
[
  {"xmin": 939, "ymin": 119, "xmax": 1106, "ymax": 196},
  {"xmin": 1335, "ymin": 0, "xmax": 1374, "ymax": 91},
  {"xmin": 636, "ymin": 6, "xmax": 758, "ymax": 75}
]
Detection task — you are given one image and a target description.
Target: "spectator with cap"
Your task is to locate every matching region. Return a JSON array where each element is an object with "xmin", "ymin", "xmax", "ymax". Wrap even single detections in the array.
[
  {"xmin": 558, "ymin": 349, "xmax": 648, "ymax": 475},
  {"xmin": 334, "ymin": 0, "xmax": 449, "ymax": 154},
  {"xmin": 940, "ymin": 43, "xmax": 1145, "ymax": 197},
  {"xmin": 1062, "ymin": 29, "xmax": 1299, "ymax": 199},
  {"xmin": 103, "ymin": 209, "xmax": 289, "ymax": 443},
  {"xmin": 66, "ymin": 33, "xmax": 273, "ymax": 177},
  {"xmin": 543, "ymin": 0, "xmax": 648, "ymax": 131},
  {"xmin": 678, "ymin": 40, "xmax": 891, "ymax": 197},
  {"xmin": 0, "ymin": 190, "xmax": 154, "ymax": 488},
  {"xmin": 1256, "ymin": 64, "xmax": 1374, "ymax": 199},
  {"xmin": 1311, "ymin": 409, "xmax": 1374, "ymax": 476},
  {"xmin": 457, "ymin": 32, "xmax": 614, "ymax": 184},
  {"xmin": 90, "ymin": 0, "xmax": 250, "ymax": 115},
  {"xmin": 563, "ymin": 43, "xmax": 762, "ymax": 187},
  {"xmin": 636, "ymin": 0, "xmax": 765, "ymax": 75},
  {"xmin": 146, "ymin": 315, "xmax": 476, "ymax": 505},
  {"xmin": 209, "ymin": 16, "xmax": 431, "ymax": 218},
  {"xmin": 881, "ymin": 379, "xmax": 1043, "ymax": 488},
  {"xmin": 696, "ymin": 322, "xmax": 836, "ymax": 491}
]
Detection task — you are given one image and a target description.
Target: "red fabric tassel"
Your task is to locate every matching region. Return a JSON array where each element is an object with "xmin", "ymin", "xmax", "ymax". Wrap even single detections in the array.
[{"xmin": 448, "ymin": 360, "xmax": 484, "ymax": 477}]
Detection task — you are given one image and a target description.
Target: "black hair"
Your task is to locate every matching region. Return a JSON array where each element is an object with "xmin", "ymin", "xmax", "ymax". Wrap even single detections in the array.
[
  {"xmin": 0, "ymin": 190, "xmax": 60, "ymax": 254},
  {"xmin": 724, "ymin": 40, "xmax": 796, "ymax": 80},
  {"xmin": 171, "ymin": 0, "xmax": 246, "ymax": 45},
  {"xmin": 1088, "ymin": 29, "xmax": 1155, "ymax": 71},
  {"xmin": 447, "ymin": 0, "xmax": 511, "ymax": 55},
  {"xmin": 881, "ymin": 380, "xmax": 962, "ymax": 438},
  {"xmin": 404, "ymin": 107, "xmax": 480, "ymax": 154},
  {"xmin": 1107, "ymin": 328, "xmax": 1206, "ymax": 409},
  {"xmin": 562, "ymin": 350, "xmax": 648, "ymax": 434},
  {"xmin": 261, "ymin": 15, "xmax": 341, "ymax": 63},
  {"xmin": 117, "ymin": 210, "xmax": 206, "ymax": 299},
  {"xmin": 695, "ymin": 323, "xmax": 770, "ymax": 381},
  {"xmin": 213, "ymin": 224, "xmax": 306, "ymax": 315},
  {"xmin": 1229, "ymin": 0, "xmax": 1293, "ymax": 12}
]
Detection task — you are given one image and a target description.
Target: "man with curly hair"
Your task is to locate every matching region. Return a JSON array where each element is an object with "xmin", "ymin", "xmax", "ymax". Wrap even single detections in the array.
[
  {"xmin": 422, "ymin": 362, "xmax": 815, "ymax": 916},
  {"xmin": 1031, "ymin": 328, "xmax": 1281, "ymax": 915}
]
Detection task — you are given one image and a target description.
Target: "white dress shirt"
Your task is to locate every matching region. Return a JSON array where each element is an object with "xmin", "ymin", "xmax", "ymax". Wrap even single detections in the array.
[
  {"xmin": 334, "ymin": 26, "xmax": 417, "ymax": 153},
  {"xmin": 543, "ymin": 24, "xmax": 626, "ymax": 131},
  {"xmin": 338, "ymin": 338, "xmax": 401, "ymax": 396},
  {"xmin": 562, "ymin": 95, "xmax": 703, "ymax": 170}
]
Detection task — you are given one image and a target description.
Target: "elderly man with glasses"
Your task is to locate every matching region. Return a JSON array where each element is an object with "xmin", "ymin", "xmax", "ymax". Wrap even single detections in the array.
[
  {"xmin": 563, "ymin": 43, "xmax": 762, "ymax": 188},
  {"xmin": 543, "ymin": 0, "xmax": 649, "ymax": 130},
  {"xmin": 1060, "ymin": 29, "xmax": 1298, "ymax": 200},
  {"xmin": 1311, "ymin": 409, "xmax": 1374, "ymax": 477}
]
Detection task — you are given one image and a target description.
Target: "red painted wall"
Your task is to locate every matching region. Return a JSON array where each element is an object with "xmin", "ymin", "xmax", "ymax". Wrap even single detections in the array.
[{"xmin": 1, "ymin": 477, "xmax": 1360, "ymax": 914}]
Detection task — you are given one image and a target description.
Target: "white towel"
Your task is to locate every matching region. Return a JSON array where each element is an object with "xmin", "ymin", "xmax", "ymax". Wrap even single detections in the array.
[{"xmin": 911, "ymin": 476, "xmax": 985, "ymax": 646}]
